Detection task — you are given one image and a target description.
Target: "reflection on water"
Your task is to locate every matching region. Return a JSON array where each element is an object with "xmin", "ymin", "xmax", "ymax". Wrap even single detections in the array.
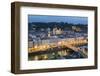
[{"xmin": 28, "ymin": 45, "xmax": 88, "ymax": 60}]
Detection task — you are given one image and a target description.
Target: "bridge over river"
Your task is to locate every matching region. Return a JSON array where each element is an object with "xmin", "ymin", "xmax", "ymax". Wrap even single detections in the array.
[{"xmin": 28, "ymin": 38, "xmax": 88, "ymax": 59}]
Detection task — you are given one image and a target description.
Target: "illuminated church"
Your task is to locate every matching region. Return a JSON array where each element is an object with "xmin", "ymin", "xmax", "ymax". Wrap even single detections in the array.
[{"xmin": 53, "ymin": 27, "xmax": 63, "ymax": 35}]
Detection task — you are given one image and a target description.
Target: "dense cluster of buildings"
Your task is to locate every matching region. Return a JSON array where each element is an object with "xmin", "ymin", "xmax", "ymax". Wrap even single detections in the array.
[{"xmin": 28, "ymin": 25, "xmax": 87, "ymax": 48}]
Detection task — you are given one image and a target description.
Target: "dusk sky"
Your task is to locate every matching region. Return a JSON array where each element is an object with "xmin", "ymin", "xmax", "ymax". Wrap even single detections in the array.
[{"xmin": 28, "ymin": 15, "xmax": 88, "ymax": 25}]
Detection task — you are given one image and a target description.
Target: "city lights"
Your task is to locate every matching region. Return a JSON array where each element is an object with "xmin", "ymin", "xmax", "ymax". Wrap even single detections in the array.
[{"xmin": 28, "ymin": 15, "xmax": 88, "ymax": 60}]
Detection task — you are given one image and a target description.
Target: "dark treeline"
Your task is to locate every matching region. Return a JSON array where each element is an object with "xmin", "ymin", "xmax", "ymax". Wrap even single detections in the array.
[{"xmin": 28, "ymin": 22, "xmax": 87, "ymax": 31}]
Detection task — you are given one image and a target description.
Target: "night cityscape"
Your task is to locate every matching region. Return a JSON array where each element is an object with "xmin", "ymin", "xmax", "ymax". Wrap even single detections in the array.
[{"xmin": 28, "ymin": 15, "xmax": 88, "ymax": 61}]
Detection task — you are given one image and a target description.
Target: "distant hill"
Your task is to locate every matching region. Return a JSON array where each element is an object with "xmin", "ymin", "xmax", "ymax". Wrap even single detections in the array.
[{"xmin": 28, "ymin": 22, "xmax": 87, "ymax": 31}]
